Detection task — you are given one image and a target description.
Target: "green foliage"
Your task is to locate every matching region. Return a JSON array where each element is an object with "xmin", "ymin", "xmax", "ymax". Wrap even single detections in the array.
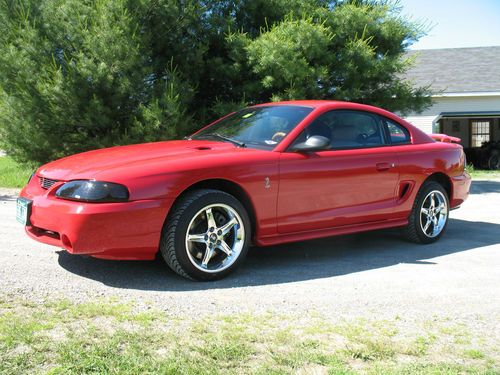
[
  {"xmin": 0, "ymin": 156, "xmax": 33, "ymax": 188},
  {"xmin": 246, "ymin": 17, "xmax": 334, "ymax": 101},
  {"xmin": 237, "ymin": 0, "xmax": 431, "ymax": 112},
  {"xmin": 0, "ymin": 0, "xmax": 198, "ymax": 164},
  {"xmin": 0, "ymin": 0, "xmax": 431, "ymax": 165}
]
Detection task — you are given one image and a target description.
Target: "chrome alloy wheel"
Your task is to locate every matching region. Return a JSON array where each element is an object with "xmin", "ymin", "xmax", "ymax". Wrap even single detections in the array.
[
  {"xmin": 185, "ymin": 204, "xmax": 245, "ymax": 273},
  {"xmin": 420, "ymin": 190, "xmax": 448, "ymax": 238}
]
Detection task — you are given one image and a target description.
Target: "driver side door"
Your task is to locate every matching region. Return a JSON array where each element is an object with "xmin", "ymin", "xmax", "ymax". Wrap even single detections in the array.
[{"xmin": 277, "ymin": 110, "xmax": 401, "ymax": 233}]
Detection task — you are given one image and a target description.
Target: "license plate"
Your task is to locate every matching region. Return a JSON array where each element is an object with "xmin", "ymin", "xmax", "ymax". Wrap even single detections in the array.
[{"xmin": 16, "ymin": 197, "xmax": 32, "ymax": 226}]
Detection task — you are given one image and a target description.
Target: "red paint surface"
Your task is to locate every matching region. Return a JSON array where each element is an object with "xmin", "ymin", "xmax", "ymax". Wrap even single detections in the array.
[{"xmin": 19, "ymin": 101, "xmax": 471, "ymax": 259}]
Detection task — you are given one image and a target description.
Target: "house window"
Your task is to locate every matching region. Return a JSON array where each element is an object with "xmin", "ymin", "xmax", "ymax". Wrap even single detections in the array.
[{"xmin": 471, "ymin": 120, "xmax": 490, "ymax": 147}]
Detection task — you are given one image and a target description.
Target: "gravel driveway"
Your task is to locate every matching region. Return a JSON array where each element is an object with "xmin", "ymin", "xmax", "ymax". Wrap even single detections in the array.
[{"xmin": 1, "ymin": 181, "xmax": 499, "ymax": 329}]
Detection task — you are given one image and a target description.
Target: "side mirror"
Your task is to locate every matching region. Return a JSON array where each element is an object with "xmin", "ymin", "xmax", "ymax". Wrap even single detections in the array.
[{"xmin": 291, "ymin": 135, "xmax": 331, "ymax": 152}]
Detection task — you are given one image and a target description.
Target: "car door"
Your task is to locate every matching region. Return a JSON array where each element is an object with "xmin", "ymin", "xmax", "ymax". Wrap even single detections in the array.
[{"xmin": 277, "ymin": 110, "xmax": 401, "ymax": 234}]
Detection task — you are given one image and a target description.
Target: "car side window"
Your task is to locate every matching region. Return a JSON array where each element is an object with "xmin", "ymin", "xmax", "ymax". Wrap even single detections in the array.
[
  {"xmin": 384, "ymin": 119, "xmax": 411, "ymax": 144},
  {"xmin": 291, "ymin": 110, "xmax": 386, "ymax": 150}
]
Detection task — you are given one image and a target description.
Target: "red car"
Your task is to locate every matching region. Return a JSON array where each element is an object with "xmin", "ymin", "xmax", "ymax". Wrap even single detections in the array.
[{"xmin": 18, "ymin": 101, "xmax": 471, "ymax": 280}]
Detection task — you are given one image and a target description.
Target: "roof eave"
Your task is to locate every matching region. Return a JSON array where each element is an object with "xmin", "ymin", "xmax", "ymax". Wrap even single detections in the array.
[{"xmin": 431, "ymin": 91, "xmax": 500, "ymax": 98}]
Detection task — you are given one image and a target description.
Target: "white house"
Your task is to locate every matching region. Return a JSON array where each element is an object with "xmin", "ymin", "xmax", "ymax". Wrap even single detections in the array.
[{"xmin": 403, "ymin": 46, "xmax": 500, "ymax": 150}]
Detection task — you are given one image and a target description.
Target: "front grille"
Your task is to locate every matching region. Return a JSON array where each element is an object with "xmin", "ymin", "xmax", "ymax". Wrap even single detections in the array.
[{"xmin": 39, "ymin": 176, "xmax": 59, "ymax": 190}]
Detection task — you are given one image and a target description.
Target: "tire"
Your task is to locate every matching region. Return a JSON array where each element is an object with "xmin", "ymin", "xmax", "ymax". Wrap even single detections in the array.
[
  {"xmin": 405, "ymin": 181, "xmax": 450, "ymax": 244},
  {"xmin": 488, "ymin": 155, "xmax": 500, "ymax": 170},
  {"xmin": 159, "ymin": 189, "xmax": 251, "ymax": 281}
]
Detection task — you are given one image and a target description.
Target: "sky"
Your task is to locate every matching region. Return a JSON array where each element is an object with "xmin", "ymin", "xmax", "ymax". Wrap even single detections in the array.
[{"xmin": 399, "ymin": 0, "xmax": 500, "ymax": 50}]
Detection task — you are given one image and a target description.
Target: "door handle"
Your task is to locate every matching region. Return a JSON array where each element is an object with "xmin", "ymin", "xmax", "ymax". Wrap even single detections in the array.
[{"xmin": 376, "ymin": 162, "xmax": 394, "ymax": 171}]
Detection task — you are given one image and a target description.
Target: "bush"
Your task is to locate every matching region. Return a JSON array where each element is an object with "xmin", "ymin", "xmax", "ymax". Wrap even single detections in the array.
[
  {"xmin": 0, "ymin": 0, "xmax": 198, "ymax": 164},
  {"xmin": 0, "ymin": 0, "xmax": 431, "ymax": 165}
]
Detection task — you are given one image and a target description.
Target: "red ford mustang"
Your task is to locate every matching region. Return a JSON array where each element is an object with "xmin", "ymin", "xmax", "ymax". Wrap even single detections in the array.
[{"xmin": 18, "ymin": 101, "xmax": 471, "ymax": 280}]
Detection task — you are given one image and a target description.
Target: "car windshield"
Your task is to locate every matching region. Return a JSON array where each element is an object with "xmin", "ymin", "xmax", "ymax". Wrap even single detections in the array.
[{"xmin": 192, "ymin": 105, "xmax": 313, "ymax": 149}]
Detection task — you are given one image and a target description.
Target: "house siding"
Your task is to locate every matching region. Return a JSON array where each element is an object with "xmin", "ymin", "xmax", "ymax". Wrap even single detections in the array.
[
  {"xmin": 404, "ymin": 115, "xmax": 436, "ymax": 134},
  {"xmin": 404, "ymin": 95, "xmax": 500, "ymax": 134}
]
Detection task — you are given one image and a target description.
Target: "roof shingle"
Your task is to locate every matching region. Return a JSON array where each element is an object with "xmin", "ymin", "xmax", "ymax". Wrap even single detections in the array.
[{"xmin": 404, "ymin": 46, "xmax": 500, "ymax": 93}]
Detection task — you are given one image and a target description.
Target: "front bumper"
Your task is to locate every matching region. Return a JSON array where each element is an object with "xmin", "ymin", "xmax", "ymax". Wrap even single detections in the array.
[{"xmin": 20, "ymin": 181, "xmax": 174, "ymax": 260}]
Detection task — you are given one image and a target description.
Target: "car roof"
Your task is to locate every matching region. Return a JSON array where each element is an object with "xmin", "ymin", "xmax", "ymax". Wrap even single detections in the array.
[
  {"xmin": 253, "ymin": 100, "xmax": 396, "ymax": 114},
  {"xmin": 253, "ymin": 100, "xmax": 399, "ymax": 120},
  {"xmin": 253, "ymin": 100, "xmax": 344, "ymax": 108}
]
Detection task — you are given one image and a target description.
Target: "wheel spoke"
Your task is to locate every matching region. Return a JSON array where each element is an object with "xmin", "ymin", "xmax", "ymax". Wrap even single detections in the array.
[
  {"xmin": 435, "ymin": 203, "xmax": 445, "ymax": 214},
  {"xmin": 432, "ymin": 218, "xmax": 439, "ymax": 235},
  {"xmin": 429, "ymin": 193, "xmax": 435, "ymax": 208},
  {"xmin": 187, "ymin": 233, "xmax": 206, "ymax": 243},
  {"xmin": 421, "ymin": 207, "xmax": 429, "ymax": 215},
  {"xmin": 423, "ymin": 218, "xmax": 432, "ymax": 233},
  {"xmin": 205, "ymin": 208, "xmax": 216, "ymax": 229},
  {"xmin": 218, "ymin": 240, "xmax": 233, "ymax": 256},
  {"xmin": 219, "ymin": 217, "xmax": 238, "ymax": 236},
  {"xmin": 201, "ymin": 246, "xmax": 214, "ymax": 268}
]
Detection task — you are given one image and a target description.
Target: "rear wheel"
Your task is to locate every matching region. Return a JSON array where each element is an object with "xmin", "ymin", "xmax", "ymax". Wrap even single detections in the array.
[
  {"xmin": 160, "ymin": 189, "xmax": 251, "ymax": 280},
  {"xmin": 405, "ymin": 181, "xmax": 449, "ymax": 244}
]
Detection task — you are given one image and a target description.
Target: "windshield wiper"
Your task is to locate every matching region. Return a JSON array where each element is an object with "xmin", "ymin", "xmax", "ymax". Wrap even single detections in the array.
[{"xmin": 199, "ymin": 133, "xmax": 246, "ymax": 148}]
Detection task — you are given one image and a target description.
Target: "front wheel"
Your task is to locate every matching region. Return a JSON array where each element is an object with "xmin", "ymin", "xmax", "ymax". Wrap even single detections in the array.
[
  {"xmin": 405, "ymin": 181, "xmax": 449, "ymax": 244},
  {"xmin": 160, "ymin": 189, "xmax": 251, "ymax": 280}
]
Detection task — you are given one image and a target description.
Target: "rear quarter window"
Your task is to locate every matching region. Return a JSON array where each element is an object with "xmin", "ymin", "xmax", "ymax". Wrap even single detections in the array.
[{"xmin": 384, "ymin": 119, "xmax": 411, "ymax": 144}]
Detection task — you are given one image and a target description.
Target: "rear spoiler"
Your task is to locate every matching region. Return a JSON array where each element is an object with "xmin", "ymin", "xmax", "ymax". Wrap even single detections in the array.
[{"xmin": 430, "ymin": 134, "xmax": 461, "ymax": 143}]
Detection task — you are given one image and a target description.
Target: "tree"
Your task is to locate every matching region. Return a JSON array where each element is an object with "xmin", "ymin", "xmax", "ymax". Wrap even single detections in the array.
[
  {"xmin": 0, "ymin": 0, "xmax": 431, "ymax": 165},
  {"xmin": 0, "ymin": 0, "xmax": 201, "ymax": 164},
  {"xmin": 233, "ymin": 1, "xmax": 430, "ymax": 113}
]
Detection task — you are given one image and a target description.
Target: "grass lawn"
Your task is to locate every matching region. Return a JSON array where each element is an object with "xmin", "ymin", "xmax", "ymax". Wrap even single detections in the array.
[
  {"xmin": 468, "ymin": 168, "xmax": 500, "ymax": 180},
  {"xmin": 0, "ymin": 157, "xmax": 33, "ymax": 188},
  {"xmin": 0, "ymin": 298, "xmax": 497, "ymax": 374}
]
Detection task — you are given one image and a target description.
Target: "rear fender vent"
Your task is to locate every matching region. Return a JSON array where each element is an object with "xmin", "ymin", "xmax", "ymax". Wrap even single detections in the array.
[{"xmin": 398, "ymin": 181, "xmax": 414, "ymax": 201}]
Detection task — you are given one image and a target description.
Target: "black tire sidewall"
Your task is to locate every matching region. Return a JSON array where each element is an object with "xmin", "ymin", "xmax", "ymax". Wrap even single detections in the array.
[{"xmin": 167, "ymin": 190, "xmax": 251, "ymax": 281}]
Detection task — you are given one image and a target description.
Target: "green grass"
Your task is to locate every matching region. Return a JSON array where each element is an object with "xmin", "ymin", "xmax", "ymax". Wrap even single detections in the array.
[
  {"xmin": 0, "ymin": 157, "xmax": 33, "ymax": 188},
  {"xmin": 464, "ymin": 349, "xmax": 486, "ymax": 360},
  {"xmin": 0, "ymin": 298, "xmax": 498, "ymax": 374},
  {"xmin": 466, "ymin": 165, "xmax": 500, "ymax": 180}
]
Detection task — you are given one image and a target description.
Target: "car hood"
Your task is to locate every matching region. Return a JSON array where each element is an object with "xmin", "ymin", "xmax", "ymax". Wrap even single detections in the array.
[{"xmin": 37, "ymin": 140, "xmax": 254, "ymax": 181}]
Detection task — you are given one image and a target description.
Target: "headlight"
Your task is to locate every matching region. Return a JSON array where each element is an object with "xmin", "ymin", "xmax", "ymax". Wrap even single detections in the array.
[{"xmin": 55, "ymin": 180, "xmax": 129, "ymax": 203}]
